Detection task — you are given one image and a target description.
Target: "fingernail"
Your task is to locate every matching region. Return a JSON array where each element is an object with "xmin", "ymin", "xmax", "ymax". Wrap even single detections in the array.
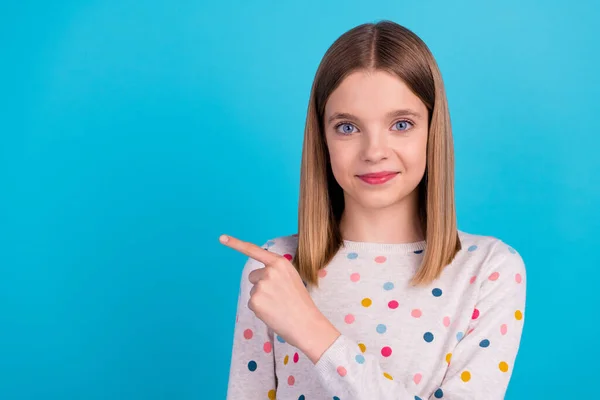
[{"xmin": 219, "ymin": 234, "xmax": 229, "ymax": 243}]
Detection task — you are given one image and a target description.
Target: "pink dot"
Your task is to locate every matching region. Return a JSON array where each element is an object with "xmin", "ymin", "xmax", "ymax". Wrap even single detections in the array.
[
  {"xmin": 489, "ymin": 272, "xmax": 500, "ymax": 281},
  {"xmin": 472, "ymin": 308, "xmax": 480, "ymax": 320},
  {"xmin": 283, "ymin": 253, "xmax": 293, "ymax": 261},
  {"xmin": 350, "ymin": 273, "xmax": 361, "ymax": 282},
  {"xmin": 411, "ymin": 309, "xmax": 422, "ymax": 318},
  {"xmin": 337, "ymin": 366, "xmax": 347, "ymax": 377},
  {"xmin": 263, "ymin": 342, "xmax": 272, "ymax": 353},
  {"xmin": 500, "ymin": 324, "xmax": 508, "ymax": 335},
  {"xmin": 287, "ymin": 375, "xmax": 295, "ymax": 385},
  {"xmin": 515, "ymin": 273, "xmax": 523, "ymax": 283},
  {"xmin": 381, "ymin": 346, "xmax": 392, "ymax": 357},
  {"xmin": 467, "ymin": 328, "xmax": 475, "ymax": 335},
  {"xmin": 243, "ymin": 329, "xmax": 253, "ymax": 339},
  {"xmin": 293, "ymin": 352, "xmax": 299, "ymax": 363},
  {"xmin": 388, "ymin": 300, "xmax": 399, "ymax": 309},
  {"xmin": 345, "ymin": 314, "xmax": 355, "ymax": 324},
  {"xmin": 443, "ymin": 316, "xmax": 451, "ymax": 327},
  {"xmin": 413, "ymin": 373, "xmax": 422, "ymax": 384},
  {"xmin": 374, "ymin": 256, "xmax": 387, "ymax": 263},
  {"xmin": 318, "ymin": 269, "xmax": 327, "ymax": 278},
  {"xmin": 469, "ymin": 276, "xmax": 477, "ymax": 284}
]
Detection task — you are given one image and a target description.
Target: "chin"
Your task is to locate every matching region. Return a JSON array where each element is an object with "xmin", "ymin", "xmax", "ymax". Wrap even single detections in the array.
[{"xmin": 356, "ymin": 193, "xmax": 406, "ymax": 210}]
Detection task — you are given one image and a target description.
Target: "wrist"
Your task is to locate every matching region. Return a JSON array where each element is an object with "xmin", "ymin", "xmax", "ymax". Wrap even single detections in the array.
[{"xmin": 298, "ymin": 311, "xmax": 341, "ymax": 364}]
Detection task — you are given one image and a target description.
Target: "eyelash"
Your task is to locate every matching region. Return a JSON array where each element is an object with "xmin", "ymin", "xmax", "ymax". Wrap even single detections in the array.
[{"xmin": 333, "ymin": 119, "xmax": 415, "ymax": 135}]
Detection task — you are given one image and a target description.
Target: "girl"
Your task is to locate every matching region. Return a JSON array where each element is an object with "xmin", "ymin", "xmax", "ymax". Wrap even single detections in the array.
[{"xmin": 222, "ymin": 20, "xmax": 526, "ymax": 400}]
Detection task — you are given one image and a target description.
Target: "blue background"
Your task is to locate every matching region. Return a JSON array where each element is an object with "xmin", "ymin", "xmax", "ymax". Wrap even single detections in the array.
[{"xmin": 1, "ymin": 0, "xmax": 598, "ymax": 398}]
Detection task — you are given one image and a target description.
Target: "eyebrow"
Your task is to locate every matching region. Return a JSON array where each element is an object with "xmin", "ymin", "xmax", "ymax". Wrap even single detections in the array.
[{"xmin": 326, "ymin": 109, "xmax": 423, "ymax": 125}]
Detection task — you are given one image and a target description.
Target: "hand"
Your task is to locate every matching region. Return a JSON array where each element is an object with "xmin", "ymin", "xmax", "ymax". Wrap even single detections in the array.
[{"xmin": 220, "ymin": 234, "xmax": 340, "ymax": 363}]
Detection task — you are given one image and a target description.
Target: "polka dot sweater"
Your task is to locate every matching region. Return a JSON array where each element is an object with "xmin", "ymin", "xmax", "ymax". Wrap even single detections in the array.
[{"xmin": 226, "ymin": 230, "xmax": 526, "ymax": 400}]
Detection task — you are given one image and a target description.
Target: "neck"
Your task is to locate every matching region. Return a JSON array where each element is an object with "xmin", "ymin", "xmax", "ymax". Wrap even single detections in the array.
[{"xmin": 339, "ymin": 190, "xmax": 424, "ymax": 244}]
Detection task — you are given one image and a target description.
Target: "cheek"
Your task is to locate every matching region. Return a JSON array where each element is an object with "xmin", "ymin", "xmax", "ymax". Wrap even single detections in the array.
[
  {"xmin": 327, "ymin": 145, "xmax": 354, "ymax": 181},
  {"xmin": 398, "ymin": 138, "xmax": 427, "ymax": 172}
]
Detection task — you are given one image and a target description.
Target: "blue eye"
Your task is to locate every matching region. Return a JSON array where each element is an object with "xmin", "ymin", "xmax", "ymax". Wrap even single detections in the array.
[
  {"xmin": 336, "ymin": 123, "xmax": 357, "ymax": 135},
  {"xmin": 394, "ymin": 120, "xmax": 413, "ymax": 131}
]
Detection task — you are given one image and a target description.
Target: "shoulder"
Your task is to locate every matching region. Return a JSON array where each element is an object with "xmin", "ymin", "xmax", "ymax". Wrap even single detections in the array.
[
  {"xmin": 240, "ymin": 233, "xmax": 299, "ymax": 275},
  {"xmin": 261, "ymin": 233, "xmax": 299, "ymax": 258},
  {"xmin": 456, "ymin": 229, "xmax": 526, "ymax": 281}
]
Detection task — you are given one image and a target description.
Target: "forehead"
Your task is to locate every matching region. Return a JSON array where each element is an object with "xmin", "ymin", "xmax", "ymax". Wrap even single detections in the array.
[{"xmin": 324, "ymin": 70, "xmax": 426, "ymax": 119}]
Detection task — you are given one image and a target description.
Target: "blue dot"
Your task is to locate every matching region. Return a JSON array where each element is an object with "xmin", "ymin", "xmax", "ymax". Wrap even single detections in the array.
[
  {"xmin": 415, "ymin": 397, "xmax": 423, "ymax": 400},
  {"xmin": 248, "ymin": 360, "xmax": 257, "ymax": 371},
  {"xmin": 414, "ymin": 249, "xmax": 423, "ymax": 254},
  {"xmin": 383, "ymin": 282, "xmax": 394, "ymax": 290},
  {"xmin": 347, "ymin": 252, "xmax": 358, "ymax": 259},
  {"xmin": 376, "ymin": 324, "xmax": 387, "ymax": 334},
  {"xmin": 424, "ymin": 332, "xmax": 434, "ymax": 342},
  {"xmin": 468, "ymin": 245, "xmax": 478, "ymax": 252},
  {"xmin": 434, "ymin": 388, "xmax": 444, "ymax": 398},
  {"xmin": 276, "ymin": 335, "xmax": 285, "ymax": 343},
  {"xmin": 355, "ymin": 354, "xmax": 365, "ymax": 364},
  {"xmin": 508, "ymin": 246, "xmax": 516, "ymax": 254},
  {"xmin": 432, "ymin": 288, "xmax": 443, "ymax": 297},
  {"xmin": 333, "ymin": 397, "xmax": 340, "ymax": 400},
  {"xmin": 298, "ymin": 396, "xmax": 305, "ymax": 400},
  {"xmin": 456, "ymin": 332, "xmax": 464, "ymax": 341},
  {"xmin": 479, "ymin": 339, "xmax": 490, "ymax": 348}
]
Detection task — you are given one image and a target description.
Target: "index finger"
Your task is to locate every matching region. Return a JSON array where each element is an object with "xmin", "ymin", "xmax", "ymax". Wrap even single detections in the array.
[{"xmin": 219, "ymin": 234, "xmax": 280, "ymax": 265}]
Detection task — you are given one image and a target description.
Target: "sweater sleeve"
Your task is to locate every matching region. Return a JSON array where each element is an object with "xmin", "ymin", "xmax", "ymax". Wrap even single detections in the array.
[
  {"xmin": 226, "ymin": 242, "xmax": 277, "ymax": 400},
  {"xmin": 312, "ymin": 244, "xmax": 527, "ymax": 400}
]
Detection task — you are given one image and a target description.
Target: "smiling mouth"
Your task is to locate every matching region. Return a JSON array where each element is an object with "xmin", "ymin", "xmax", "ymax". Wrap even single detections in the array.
[{"xmin": 357, "ymin": 172, "xmax": 399, "ymax": 185}]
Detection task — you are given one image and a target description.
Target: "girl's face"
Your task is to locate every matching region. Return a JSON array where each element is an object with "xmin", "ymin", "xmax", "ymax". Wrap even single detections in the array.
[{"xmin": 324, "ymin": 70, "xmax": 429, "ymax": 211}]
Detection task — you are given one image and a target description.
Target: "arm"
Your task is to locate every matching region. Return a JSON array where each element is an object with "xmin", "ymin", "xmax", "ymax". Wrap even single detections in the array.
[
  {"xmin": 312, "ymin": 245, "xmax": 527, "ymax": 400},
  {"xmin": 226, "ymin": 244, "xmax": 277, "ymax": 400}
]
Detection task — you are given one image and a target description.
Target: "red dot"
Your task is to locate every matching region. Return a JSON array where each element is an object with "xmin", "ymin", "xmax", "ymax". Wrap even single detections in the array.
[
  {"xmin": 243, "ymin": 329, "xmax": 253, "ymax": 339},
  {"xmin": 374, "ymin": 256, "xmax": 387, "ymax": 263},
  {"xmin": 263, "ymin": 342, "xmax": 272, "ymax": 353},
  {"xmin": 472, "ymin": 308, "xmax": 480, "ymax": 320},
  {"xmin": 293, "ymin": 352, "xmax": 299, "ymax": 363},
  {"xmin": 337, "ymin": 366, "xmax": 347, "ymax": 377},
  {"xmin": 381, "ymin": 346, "xmax": 392, "ymax": 357},
  {"xmin": 283, "ymin": 254, "xmax": 293, "ymax": 261},
  {"xmin": 287, "ymin": 375, "xmax": 295, "ymax": 385},
  {"xmin": 388, "ymin": 300, "xmax": 399, "ymax": 309},
  {"xmin": 469, "ymin": 276, "xmax": 476, "ymax": 284},
  {"xmin": 489, "ymin": 272, "xmax": 500, "ymax": 281}
]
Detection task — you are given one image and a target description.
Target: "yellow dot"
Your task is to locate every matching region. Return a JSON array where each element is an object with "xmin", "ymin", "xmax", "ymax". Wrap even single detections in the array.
[
  {"xmin": 461, "ymin": 371, "xmax": 471, "ymax": 382},
  {"xmin": 283, "ymin": 355, "xmax": 289, "ymax": 365},
  {"xmin": 358, "ymin": 343, "xmax": 366, "ymax": 353},
  {"xmin": 499, "ymin": 361, "xmax": 509, "ymax": 372},
  {"xmin": 361, "ymin": 298, "xmax": 372, "ymax": 307},
  {"xmin": 383, "ymin": 372, "xmax": 393, "ymax": 380},
  {"xmin": 268, "ymin": 389, "xmax": 276, "ymax": 399},
  {"xmin": 445, "ymin": 353, "xmax": 452, "ymax": 364},
  {"xmin": 515, "ymin": 310, "xmax": 523, "ymax": 320}
]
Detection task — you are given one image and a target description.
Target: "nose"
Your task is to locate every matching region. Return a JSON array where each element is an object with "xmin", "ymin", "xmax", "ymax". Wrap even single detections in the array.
[{"xmin": 361, "ymin": 132, "xmax": 388, "ymax": 163}]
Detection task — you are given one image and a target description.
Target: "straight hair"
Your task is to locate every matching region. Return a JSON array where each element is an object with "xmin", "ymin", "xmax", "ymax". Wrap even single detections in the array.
[{"xmin": 292, "ymin": 20, "xmax": 461, "ymax": 287}]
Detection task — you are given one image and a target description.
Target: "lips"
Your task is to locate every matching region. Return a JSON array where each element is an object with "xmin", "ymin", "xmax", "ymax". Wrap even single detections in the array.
[
  {"xmin": 357, "ymin": 171, "xmax": 399, "ymax": 185},
  {"xmin": 357, "ymin": 171, "xmax": 399, "ymax": 178}
]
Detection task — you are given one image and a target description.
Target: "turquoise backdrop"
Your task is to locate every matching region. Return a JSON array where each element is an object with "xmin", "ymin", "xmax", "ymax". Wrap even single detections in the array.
[{"xmin": 2, "ymin": 0, "xmax": 598, "ymax": 398}]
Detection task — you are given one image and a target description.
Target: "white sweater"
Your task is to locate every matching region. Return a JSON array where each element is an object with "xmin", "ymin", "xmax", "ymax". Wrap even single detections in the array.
[{"xmin": 226, "ymin": 230, "xmax": 526, "ymax": 400}]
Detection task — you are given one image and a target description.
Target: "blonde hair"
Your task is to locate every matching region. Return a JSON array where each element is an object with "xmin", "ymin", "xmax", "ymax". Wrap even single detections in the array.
[{"xmin": 292, "ymin": 20, "xmax": 461, "ymax": 287}]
